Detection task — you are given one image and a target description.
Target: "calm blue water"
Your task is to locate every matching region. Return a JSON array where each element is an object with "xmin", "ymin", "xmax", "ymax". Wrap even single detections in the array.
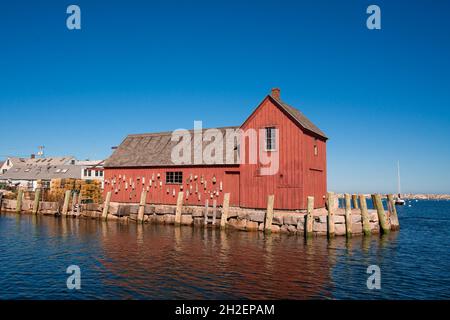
[{"xmin": 0, "ymin": 200, "xmax": 449, "ymax": 300}]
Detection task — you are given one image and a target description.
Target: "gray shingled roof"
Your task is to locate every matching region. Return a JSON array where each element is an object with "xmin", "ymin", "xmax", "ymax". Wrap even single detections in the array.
[
  {"xmin": 105, "ymin": 127, "xmax": 240, "ymax": 168},
  {"xmin": 4, "ymin": 156, "xmax": 75, "ymax": 166},
  {"xmin": 269, "ymin": 95, "xmax": 328, "ymax": 139},
  {"xmin": 0, "ymin": 164, "xmax": 82, "ymax": 180}
]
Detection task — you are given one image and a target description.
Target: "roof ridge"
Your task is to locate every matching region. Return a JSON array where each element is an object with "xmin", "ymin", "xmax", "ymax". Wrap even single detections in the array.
[{"xmin": 269, "ymin": 95, "xmax": 328, "ymax": 139}]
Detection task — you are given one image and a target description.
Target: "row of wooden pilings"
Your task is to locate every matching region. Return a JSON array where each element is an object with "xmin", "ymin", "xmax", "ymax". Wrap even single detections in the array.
[
  {"xmin": 96, "ymin": 189, "xmax": 400, "ymax": 237},
  {"xmin": 12, "ymin": 188, "xmax": 400, "ymax": 237},
  {"xmin": 12, "ymin": 188, "xmax": 78, "ymax": 216}
]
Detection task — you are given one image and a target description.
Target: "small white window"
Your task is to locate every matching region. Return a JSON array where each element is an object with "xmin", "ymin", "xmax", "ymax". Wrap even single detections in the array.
[{"xmin": 265, "ymin": 127, "xmax": 277, "ymax": 151}]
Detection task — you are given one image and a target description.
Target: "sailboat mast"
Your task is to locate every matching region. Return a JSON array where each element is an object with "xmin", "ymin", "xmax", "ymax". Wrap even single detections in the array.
[{"xmin": 397, "ymin": 160, "xmax": 401, "ymax": 197}]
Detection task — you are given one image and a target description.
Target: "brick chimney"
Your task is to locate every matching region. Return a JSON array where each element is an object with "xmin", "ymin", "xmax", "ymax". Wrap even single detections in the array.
[{"xmin": 271, "ymin": 88, "xmax": 281, "ymax": 100}]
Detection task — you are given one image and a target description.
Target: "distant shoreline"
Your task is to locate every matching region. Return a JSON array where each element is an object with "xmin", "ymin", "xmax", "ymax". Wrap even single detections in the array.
[
  {"xmin": 401, "ymin": 194, "xmax": 450, "ymax": 200},
  {"xmin": 336, "ymin": 193, "xmax": 450, "ymax": 200}
]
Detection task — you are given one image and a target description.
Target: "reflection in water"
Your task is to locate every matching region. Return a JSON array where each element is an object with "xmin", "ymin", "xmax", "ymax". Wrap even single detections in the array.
[
  {"xmin": 362, "ymin": 235, "xmax": 371, "ymax": 254},
  {"xmin": 1, "ymin": 200, "xmax": 450, "ymax": 300}
]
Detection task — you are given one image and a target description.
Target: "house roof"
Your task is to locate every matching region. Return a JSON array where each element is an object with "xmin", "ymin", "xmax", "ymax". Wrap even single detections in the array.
[
  {"xmin": 76, "ymin": 160, "xmax": 105, "ymax": 167},
  {"xmin": 104, "ymin": 127, "xmax": 240, "ymax": 168},
  {"xmin": 0, "ymin": 164, "xmax": 82, "ymax": 181},
  {"xmin": 4, "ymin": 156, "xmax": 76, "ymax": 167},
  {"xmin": 269, "ymin": 95, "xmax": 328, "ymax": 139}
]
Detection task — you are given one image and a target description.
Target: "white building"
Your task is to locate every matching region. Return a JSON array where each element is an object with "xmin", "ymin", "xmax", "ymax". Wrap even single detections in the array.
[{"xmin": 77, "ymin": 160, "xmax": 105, "ymax": 188}]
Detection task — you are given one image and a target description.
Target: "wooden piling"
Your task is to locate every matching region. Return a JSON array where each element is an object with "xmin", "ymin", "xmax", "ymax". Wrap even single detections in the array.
[
  {"xmin": 174, "ymin": 191, "xmax": 184, "ymax": 225},
  {"xmin": 352, "ymin": 194, "xmax": 359, "ymax": 209},
  {"xmin": 305, "ymin": 196, "xmax": 314, "ymax": 238},
  {"xmin": 359, "ymin": 194, "xmax": 371, "ymax": 236},
  {"xmin": 137, "ymin": 189, "xmax": 147, "ymax": 223},
  {"xmin": 76, "ymin": 192, "xmax": 82, "ymax": 216},
  {"xmin": 71, "ymin": 192, "xmax": 78, "ymax": 215},
  {"xmin": 212, "ymin": 200, "xmax": 217, "ymax": 225},
  {"xmin": 61, "ymin": 190, "xmax": 71, "ymax": 216},
  {"xmin": 371, "ymin": 194, "xmax": 377, "ymax": 210},
  {"xmin": 220, "ymin": 193, "xmax": 230, "ymax": 229},
  {"xmin": 387, "ymin": 194, "xmax": 400, "ymax": 230},
  {"xmin": 204, "ymin": 200, "xmax": 209, "ymax": 225},
  {"xmin": 326, "ymin": 192, "xmax": 335, "ymax": 238},
  {"xmin": 102, "ymin": 191, "xmax": 112, "ymax": 220},
  {"xmin": 344, "ymin": 193, "xmax": 352, "ymax": 237},
  {"xmin": 16, "ymin": 189, "xmax": 23, "ymax": 214},
  {"xmin": 264, "ymin": 195, "xmax": 275, "ymax": 233},
  {"xmin": 32, "ymin": 188, "xmax": 41, "ymax": 215},
  {"xmin": 374, "ymin": 194, "xmax": 390, "ymax": 234}
]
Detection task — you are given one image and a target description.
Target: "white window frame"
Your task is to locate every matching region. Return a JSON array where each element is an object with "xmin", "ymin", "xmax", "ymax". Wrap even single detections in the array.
[{"xmin": 265, "ymin": 127, "xmax": 277, "ymax": 151}]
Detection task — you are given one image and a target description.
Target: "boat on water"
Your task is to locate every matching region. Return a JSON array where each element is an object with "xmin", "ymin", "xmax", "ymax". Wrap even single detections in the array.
[
  {"xmin": 395, "ymin": 195, "xmax": 405, "ymax": 206},
  {"xmin": 395, "ymin": 161, "xmax": 406, "ymax": 206}
]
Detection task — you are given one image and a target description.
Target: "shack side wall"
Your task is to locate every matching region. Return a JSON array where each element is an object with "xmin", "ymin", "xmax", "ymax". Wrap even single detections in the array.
[{"xmin": 104, "ymin": 166, "xmax": 240, "ymax": 206}]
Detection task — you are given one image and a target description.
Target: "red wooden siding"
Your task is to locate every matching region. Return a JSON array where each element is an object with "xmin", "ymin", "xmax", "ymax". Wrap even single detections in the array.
[
  {"xmin": 224, "ymin": 171, "xmax": 240, "ymax": 205},
  {"xmin": 240, "ymin": 98, "xmax": 326, "ymax": 209},
  {"xmin": 302, "ymin": 134, "xmax": 327, "ymax": 208},
  {"xmin": 105, "ymin": 166, "xmax": 240, "ymax": 207}
]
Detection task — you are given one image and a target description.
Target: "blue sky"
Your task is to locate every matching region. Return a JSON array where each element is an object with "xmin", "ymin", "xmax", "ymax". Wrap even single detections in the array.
[{"xmin": 0, "ymin": 0, "xmax": 449, "ymax": 194}]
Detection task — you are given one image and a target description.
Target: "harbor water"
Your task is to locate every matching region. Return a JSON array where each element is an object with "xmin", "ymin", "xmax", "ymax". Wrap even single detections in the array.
[{"xmin": 0, "ymin": 200, "xmax": 449, "ymax": 299}]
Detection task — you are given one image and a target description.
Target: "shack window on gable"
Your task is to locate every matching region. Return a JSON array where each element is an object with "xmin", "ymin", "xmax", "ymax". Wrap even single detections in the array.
[
  {"xmin": 166, "ymin": 171, "xmax": 183, "ymax": 184},
  {"xmin": 265, "ymin": 127, "xmax": 277, "ymax": 151},
  {"xmin": 314, "ymin": 139, "xmax": 318, "ymax": 156}
]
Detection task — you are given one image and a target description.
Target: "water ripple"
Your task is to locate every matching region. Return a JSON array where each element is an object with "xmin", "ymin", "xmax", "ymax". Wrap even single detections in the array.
[{"xmin": 0, "ymin": 200, "xmax": 449, "ymax": 299}]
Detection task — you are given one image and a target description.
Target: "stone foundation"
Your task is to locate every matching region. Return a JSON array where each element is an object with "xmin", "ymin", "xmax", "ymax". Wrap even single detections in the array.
[{"xmin": 1, "ymin": 197, "xmax": 389, "ymax": 236}]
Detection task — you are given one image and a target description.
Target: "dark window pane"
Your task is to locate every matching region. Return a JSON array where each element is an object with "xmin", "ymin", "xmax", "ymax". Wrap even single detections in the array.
[{"xmin": 166, "ymin": 171, "xmax": 183, "ymax": 184}]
